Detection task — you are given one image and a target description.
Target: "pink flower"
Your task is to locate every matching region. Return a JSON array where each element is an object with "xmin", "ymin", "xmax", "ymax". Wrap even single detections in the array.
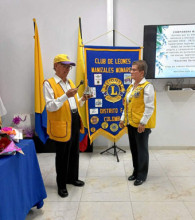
[
  {"xmin": 12, "ymin": 116, "xmax": 22, "ymax": 125},
  {"xmin": 1, "ymin": 127, "xmax": 12, "ymax": 132}
]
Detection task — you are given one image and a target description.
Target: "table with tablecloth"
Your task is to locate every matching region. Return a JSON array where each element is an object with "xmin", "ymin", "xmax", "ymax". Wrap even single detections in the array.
[{"xmin": 0, "ymin": 139, "xmax": 47, "ymax": 220}]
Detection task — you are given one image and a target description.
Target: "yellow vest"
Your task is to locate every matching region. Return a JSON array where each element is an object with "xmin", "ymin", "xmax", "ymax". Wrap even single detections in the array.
[
  {"xmin": 46, "ymin": 78, "xmax": 84, "ymax": 142},
  {"xmin": 124, "ymin": 81, "xmax": 156, "ymax": 128}
]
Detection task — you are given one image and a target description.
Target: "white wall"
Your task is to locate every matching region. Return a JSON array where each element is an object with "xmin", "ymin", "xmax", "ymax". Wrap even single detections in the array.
[{"xmin": 0, "ymin": 0, "xmax": 195, "ymax": 148}]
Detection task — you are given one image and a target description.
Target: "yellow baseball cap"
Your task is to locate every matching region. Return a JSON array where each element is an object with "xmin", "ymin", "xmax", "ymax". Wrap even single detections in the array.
[{"xmin": 53, "ymin": 54, "xmax": 76, "ymax": 66}]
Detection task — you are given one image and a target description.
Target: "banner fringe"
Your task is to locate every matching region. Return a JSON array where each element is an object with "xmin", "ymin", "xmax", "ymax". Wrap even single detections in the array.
[{"xmin": 89, "ymin": 127, "xmax": 127, "ymax": 144}]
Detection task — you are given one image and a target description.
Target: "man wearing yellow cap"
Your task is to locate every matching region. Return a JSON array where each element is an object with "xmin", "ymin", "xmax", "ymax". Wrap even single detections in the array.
[{"xmin": 43, "ymin": 54, "xmax": 89, "ymax": 198}]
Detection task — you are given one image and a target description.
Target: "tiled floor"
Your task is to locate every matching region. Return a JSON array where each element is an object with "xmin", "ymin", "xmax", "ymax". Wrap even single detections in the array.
[{"xmin": 26, "ymin": 147, "xmax": 195, "ymax": 220}]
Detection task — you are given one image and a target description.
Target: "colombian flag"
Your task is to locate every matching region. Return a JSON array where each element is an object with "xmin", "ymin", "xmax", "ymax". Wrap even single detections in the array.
[
  {"xmin": 33, "ymin": 18, "xmax": 48, "ymax": 144},
  {"xmin": 76, "ymin": 18, "xmax": 88, "ymax": 151}
]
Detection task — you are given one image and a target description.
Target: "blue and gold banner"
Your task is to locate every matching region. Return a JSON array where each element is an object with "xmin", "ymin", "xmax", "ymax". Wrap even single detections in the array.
[{"xmin": 84, "ymin": 46, "xmax": 141, "ymax": 143}]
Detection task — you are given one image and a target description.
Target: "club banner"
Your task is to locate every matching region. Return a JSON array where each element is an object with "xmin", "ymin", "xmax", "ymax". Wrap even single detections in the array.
[{"xmin": 84, "ymin": 46, "xmax": 141, "ymax": 143}]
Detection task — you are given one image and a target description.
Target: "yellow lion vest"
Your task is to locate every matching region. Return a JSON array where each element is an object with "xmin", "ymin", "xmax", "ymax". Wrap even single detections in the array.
[
  {"xmin": 46, "ymin": 78, "xmax": 84, "ymax": 142},
  {"xmin": 124, "ymin": 81, "xmax": 156, "ymax": 128}
]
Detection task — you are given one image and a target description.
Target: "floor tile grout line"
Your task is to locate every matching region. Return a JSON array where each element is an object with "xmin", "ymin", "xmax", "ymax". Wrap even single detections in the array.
[
  {"xmin": 150, "ymin": 149, "xmax": 158, "ymax": 161},
  {"xmin": 75, "ymin": 152, "xmax": 92, "ymax": 220},
  {"xmin": 183, "ymin": 201, "xmax": 195, "ymax": 220},
  {"xmin": 121, "ymin": 152, "xmax": 136, "ymax": 220},
  {"xmin": 127, "ymin": 177, "xmax": 136, "ymax": 220},
  {"xmin": 183, "ymin": 150, "xmax": 195, "ymax": 163}
]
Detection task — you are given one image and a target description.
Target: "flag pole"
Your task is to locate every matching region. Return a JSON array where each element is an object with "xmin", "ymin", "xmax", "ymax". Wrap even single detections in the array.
[
  {"xmin": 113, "ymin": 0, "xmax": 115, "ymax": 46},
  {"xmin": 33, "ymin": 19, "xmax": 35, "ymax": 31},
  {"xmin": 79, "ymin": 17, "xmax": 82, "ymax": 41},
  {"xmin": 113, "ymin": 29, "xmax": 115, "ymax": 46}
]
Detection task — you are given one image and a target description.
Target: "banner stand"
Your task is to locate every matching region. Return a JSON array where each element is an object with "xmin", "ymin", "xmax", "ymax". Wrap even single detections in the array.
[{"xmin": 100, "ymin": 141, "xmax": 126, "ymax": 162}]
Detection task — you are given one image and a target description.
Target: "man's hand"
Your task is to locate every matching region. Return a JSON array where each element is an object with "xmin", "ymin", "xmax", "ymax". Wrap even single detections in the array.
[
  {"xmin": 119, "ymin": 120, "xmax": 125, "ymax": 129},
  {"xmin": 137, "ymin": 123, "xmax": 145, "ymax": 133},
  {"xmin": 66, "ymin": 88, "xmax": 78, "ymax": 98}
]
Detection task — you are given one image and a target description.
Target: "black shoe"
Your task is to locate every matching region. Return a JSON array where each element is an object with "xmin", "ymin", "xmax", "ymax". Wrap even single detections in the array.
[
  {"xmin": 128, "ymin": 175, "xmax": 136, "ymax": 181},
  {"xmin": 134, "ymin": 179, "xmax": 144, "ymax": 186},
  {"xmin": 58, "ymin": 188, "xmax": 68, "ymax": 197},
  {"xmin": 68, "ymin": 180, "xmax": 85, "ymax": 187}
]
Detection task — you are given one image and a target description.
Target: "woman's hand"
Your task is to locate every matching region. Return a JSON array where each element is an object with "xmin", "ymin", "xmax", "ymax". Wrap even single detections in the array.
[
  {"xmin": 137, "ymin": 123, "xmax": 145, "ymax": 133},
  {"xmin": 119, "ymin": 120, "xmax": 125, "ymax": 129}
]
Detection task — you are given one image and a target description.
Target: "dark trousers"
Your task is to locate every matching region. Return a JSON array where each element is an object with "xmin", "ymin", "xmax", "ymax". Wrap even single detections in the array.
[
  {"xmin": 50, "ymin": 112, "xmax": 80, "ymax": 189},
  {"xmin": 127, "ymin": 124, "xmax": 151, "ymax": 181}
]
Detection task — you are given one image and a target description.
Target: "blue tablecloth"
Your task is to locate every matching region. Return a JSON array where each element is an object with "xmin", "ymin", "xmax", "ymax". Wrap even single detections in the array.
[{"xmin": 0, "ymin": 139, "xmax": 47, "ymax": 220}]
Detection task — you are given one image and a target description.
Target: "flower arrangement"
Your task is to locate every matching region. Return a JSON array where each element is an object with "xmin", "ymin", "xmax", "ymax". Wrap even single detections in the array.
[
  {"xmin": 12, "ymin": 115, "xmax": 34, "ymax": 138},
  {"xmin": 12, "ymin": 116, "xmax": 27, "ymax": 125},
  {"xmin": 0, "ymin": 132, "xmax": 23, "ymax": 155},
  {"xmin": 0, "ymin": 136, "xmax": 11, "ymax": 152},
  {"xmin": 1, "ymin": 127, "xmax": 16, "ymax": 135}
]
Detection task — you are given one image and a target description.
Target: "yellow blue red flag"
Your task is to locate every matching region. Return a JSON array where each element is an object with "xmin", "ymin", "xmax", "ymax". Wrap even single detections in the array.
[
  {"xmin": 33, "ymin": 18, "xmax": 48, "ymax": 144},
  {"xmin": 76, "ymin": 18, "xmax": 88, "ymax": 151}
]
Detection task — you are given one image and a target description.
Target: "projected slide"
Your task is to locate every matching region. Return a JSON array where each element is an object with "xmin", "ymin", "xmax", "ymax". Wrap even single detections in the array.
[{"xmin": 155, "ymin": 24, "xmax": 195, "ymax": 78}]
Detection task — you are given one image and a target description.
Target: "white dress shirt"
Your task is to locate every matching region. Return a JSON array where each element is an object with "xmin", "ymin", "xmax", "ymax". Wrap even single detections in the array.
[
  {"xmin": 43, "ymin": 75, "xmax": 84, "ymax": 112},
  {"xmin": 121, "ymin": 78, "xmax": 155, "ymax": 125}
]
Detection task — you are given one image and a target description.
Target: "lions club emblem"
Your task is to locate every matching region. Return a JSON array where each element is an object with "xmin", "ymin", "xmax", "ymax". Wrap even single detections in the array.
[
  {"xmin": 101, "ymin": 78, "xmax": 125, "ymax": 103},
  {"xmin": 101, "ymin": 122, "xmax": 109, "ymax": 129},
  {"xmin": 91, "ymin": 127, "xmax": 96, "ymax": 133},
  {"xmin": 110, "ymin": 123, "xmax": 119, "ymax": 132},
  {"xmin": 90, "ymin": 116, "xmax": 99, "ymax": 125}
]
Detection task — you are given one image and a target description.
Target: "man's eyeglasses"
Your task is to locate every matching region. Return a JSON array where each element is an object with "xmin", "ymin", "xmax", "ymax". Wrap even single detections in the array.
[
  {"xmin": 131, "ymin": 68, "xmax": 139, "ymax": 72},
  {"xmin": 60, "ymin": 63, "xmax": 73, "ymax": 69}
]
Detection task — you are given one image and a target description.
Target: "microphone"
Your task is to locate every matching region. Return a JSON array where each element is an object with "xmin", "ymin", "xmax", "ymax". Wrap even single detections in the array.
[{"xmin": 76, "ymin": 80, "xmax": 84, "ymax": 88}]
